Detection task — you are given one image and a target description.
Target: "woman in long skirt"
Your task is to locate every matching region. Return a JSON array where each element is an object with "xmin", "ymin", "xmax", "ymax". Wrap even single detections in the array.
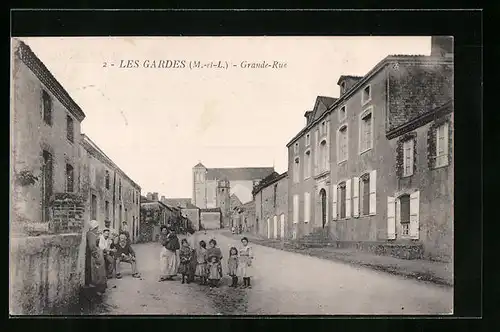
[
  {"xmin": 160, "ymin": 227, "xmax": 180, "ymax": 281},
  {"xmin": 237, "ymin": 237, "xmax": 254, "ymax": 288},
  {"xmin": 85, "ymin": 220, "xmax": 107, "ymax": 295},
  {"xmin": 158, "ymin": 226, "xmax": 170, "ymax": 281},
  {"xmin": 206, "ymin": 239, "xmax": 223, "ymax": 289}
]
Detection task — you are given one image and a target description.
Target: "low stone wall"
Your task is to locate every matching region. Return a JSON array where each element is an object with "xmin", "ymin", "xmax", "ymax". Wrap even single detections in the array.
[
  {"xmin": 332, "ymin": 241, "xmax": 424, "ymax": 260},
  {"xmin": 10, "ymin": 233, "xmax": 84, "ymax": 315}
]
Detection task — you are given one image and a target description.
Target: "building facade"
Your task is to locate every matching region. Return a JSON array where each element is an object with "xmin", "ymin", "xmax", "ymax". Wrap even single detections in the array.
[
  {"xmin": 253, "ymin": 172, "xmax": 289, "ymax": 239},
  {"xmin": 140, "ymin": 194, "xmax": 182, "ymax": 242},
  {"xmin": 10, "ymin": 39, "xmax": 87, "ymax": 314},
  {"xmin": 286, "ymin": 39, "xmax": 453, "ymax": 261},
  {"xmin": 80, "ymin": 134, "xmax": 141, "ymax": 243},
  {"xmin": 192, "ymin": 162, "xmax": 274, "ymax": 227},
  {"xmin": 199, "ymin": 208, "xmax": 222, "ymax": 230}
]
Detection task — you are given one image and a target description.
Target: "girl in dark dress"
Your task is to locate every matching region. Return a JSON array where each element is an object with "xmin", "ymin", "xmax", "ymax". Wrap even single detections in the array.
[
  {"xmin": 227, "ymin": 247, "xmax": 239, "ymax": 287},
  {"xmin": 178, "ymin": 239, "xmax": 193, "ymax": 284}
]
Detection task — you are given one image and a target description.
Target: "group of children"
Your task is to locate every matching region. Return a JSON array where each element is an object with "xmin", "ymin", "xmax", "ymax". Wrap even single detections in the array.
[{"xmin": 177, "ymin": 236, "xmax": 254, "ymax": 289}]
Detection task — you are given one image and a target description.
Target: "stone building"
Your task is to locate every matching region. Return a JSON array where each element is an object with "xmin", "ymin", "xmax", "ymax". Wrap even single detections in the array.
[
  {"xmin": 253, "ymin": 171, "xmax": 289, "ymax": 239},
  {"xmin": 10, "ymin": 39, "xmax": 87, "ymax": 314},
  {"xmin": 199, "ymin": 208, "xmax": 223, "ymax": 230},
  {"xmin": 161, "ymin": 197, "xmax": 201, "ymax": 231},
  {"xmin": 239, "ymin": 200, "xmax": 256, "ymax": 233},
  {"xmin": 79, "ymin": 134, "xmax": 141, "ymax": 243},
  {"xmin": 192, "ymin": 162, "xmax": 274, "ymax": 227},
  {"xmin": 286, "ymin": 37, "xmax": 453, "ymax": 261},
  {"xmin": 140, "ymin": 193, "xmax": 182, "ymax": 242}
]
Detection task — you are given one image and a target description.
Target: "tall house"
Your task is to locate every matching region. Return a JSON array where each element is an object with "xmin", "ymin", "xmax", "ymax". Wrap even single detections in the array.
[
  {"xmin": 192, "ymin": 162, "xmax": 274, "ymax": 227},
  {"xmin": 286, "ymin": 37, "xmax": 453, "ymax": 261},
  {"xmin": 11, "ymin": 39, "xmax": 86, "ymax": 233}
]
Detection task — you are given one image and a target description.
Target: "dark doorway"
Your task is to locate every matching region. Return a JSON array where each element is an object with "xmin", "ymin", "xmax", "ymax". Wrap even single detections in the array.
[
  {"xmin": 320, "ymin": 188, "xmax": 327, "ymax": 228},
  {"xmin": 91, "ymin": 194, "xmax": 97, "ymax": 220},
  {"xmin": 41, "ymin": 150, "xmax": 53, "ymax": 223}
]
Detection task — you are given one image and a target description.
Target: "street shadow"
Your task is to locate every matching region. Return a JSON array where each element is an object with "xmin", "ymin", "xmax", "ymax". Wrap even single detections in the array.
[{"xmin": 199, "ymin": 276, "xmax": 248, "ymax": 315}]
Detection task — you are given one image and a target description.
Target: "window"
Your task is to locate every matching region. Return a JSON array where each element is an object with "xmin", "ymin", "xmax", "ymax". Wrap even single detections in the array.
[
  {"xmin": 403, "ymin": 140, "xmax": 414, "ymax": 176},
  {"xmin": 105, "ymin": 170, "xmax": 110, "ymax": 189},
  {"xmin": 105, "ymin": 201, "xmax": 110, "ymax": 220},
  {"xmin": 337, "ymin": 125, "xmax": 348, "ymax": 163},
  {"xmin": 338, "ymin": 105, "xmax": 346, "ymax": 122},
  {"xmin": 119, "ymin": 179, "xmax": 122, "ymax": 199},
  {"xmin": 65, "ymin": 164, "xmax": 74, "ymax": 192},
  {"xmin": 293, "ymin": 194, "xmax": 299, "ymax": 223},
  {"xmin": 66, "ymin": 115, "xmax": 74, "ymax": 143},
  {"xmin": 339, "ymin": 182, "xmax": 347, "ymax": 219},
  {"xmin": 125, "ymin": 208, "xmax": 128, "ymax": 222},
  {"xmin": 90, "ymin": 165, "xmax": 96, "ymax": 186},
  {"xmin": 119, "ymin": 204, "xmax": 122, "ymax": 224},
  {"xmin": 305, "ymin": 133, "xmax": 311, "ymax": 146},
  {"xmin": 273, "ymin": 184, "xmax": 277, "ymax": 208},
  {"xmin": 362, "ymin": 85, "xmax": 371, "ymax": 104},
  {"xmin": 304, "ymin": 150, "xmax": 311, "ymax": 178},
  {"xmin": 399, "ymin": 195, "xmax": 411, "ymax": 236},
  {"xmin": 340, "ymin": 82, "xmax": 346, "ymax": 94},
  {"xmin": 320, "ymin": 121, "xmax": 327, "ymax": 136},
  {"xmin": 319, "ymin": 140, "xmax": 329, "ymax": 171},
  {"xmin": 304, "ymin": 192, "xmax": 310, "ymax": 223},
  {"xmin": 294, "ymin": 142, "xmax": 299, "ymax": 155},
  {"xmin": 91, "ymin": 194, "xmax": 97, "ymax": 220},
  {"xmin": 359, "ymin": 109, "xmax": 373, "ymax": 153},
  {"xmin": 361, "ymin": 175, "xmax": 370, "ymax": 216},
  {"xmin": 293, "ymin": 157, "xmax": 300, "ymax": 183},
  {"xmin": 42, "ymin": 90, "xmax": 52, "ymax": 125},
  {"xmin": 41, "ymin": 150, "xmax": 53, "ymax": 223},
  {"xmin": 436, "ymin": 122, "xmax": 449, "ymax": 167}
]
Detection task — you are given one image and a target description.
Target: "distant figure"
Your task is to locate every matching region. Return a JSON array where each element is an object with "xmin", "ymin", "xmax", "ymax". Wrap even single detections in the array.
[
  {"xmin": 85, "ymin": 220, "xmax": 107, "ymax": 295},
  {"xmin": 194, "ymin": 240, "xmax": 208, "ymax": 285},
  {"xmin": 178, "ymin": 239, "xmax": 193, "ymax": 284},
  {"xmin": 227, "ymin": 247, "xmax": 239, "ymax": 287},
  {"xmin": 238, "ymin": 237, "xmax": 254, "ymax": 288},
  {"xmin": 206, "ymin": 239, "xmax": 223, "ymax": 289}
]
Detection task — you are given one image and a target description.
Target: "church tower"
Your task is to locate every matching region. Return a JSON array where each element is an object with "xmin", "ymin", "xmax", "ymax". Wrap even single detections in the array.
[
  {"xmin": 216, "ymin": 178, "xmax": 231, "ymax": 228},
  {"xmin": 193, "ymin": 162, "xmax": 207, "ymax": 208}
]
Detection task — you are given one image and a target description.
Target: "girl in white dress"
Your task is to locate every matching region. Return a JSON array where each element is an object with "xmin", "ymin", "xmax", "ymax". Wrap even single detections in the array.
[{"xmin": 237, "ymin": 237, "xmax": 254, "ymax": 288}]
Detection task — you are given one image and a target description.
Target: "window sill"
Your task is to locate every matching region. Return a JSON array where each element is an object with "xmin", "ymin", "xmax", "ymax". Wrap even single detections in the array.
[
  {"xmin": 400, "ymin": 173, "xmax": 414, "ymax": 178},
  {"xmin": 337, "ymin": 159, "xmax": 348, "ymax": 165},
  {"xmin": 67, "ymin": 139, "xmax": 74, "ymax": 145},
  {"xmin": 362, "ymin": 98, "xmax": 372, "ymax": 106},
  {"xmin": 433, "ymin": 164, "xmax": 449, "ymax": 170},
  {"xmin": 358, "ymin": 147, "xmax": 373, "ymax": 156}
]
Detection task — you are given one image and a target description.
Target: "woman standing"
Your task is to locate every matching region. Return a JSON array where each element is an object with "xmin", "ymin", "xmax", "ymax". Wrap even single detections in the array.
[
  {"xmin": 237, "ymin": 237, "xmax": 254, "ymax": 288},
  {"xmin": 158, "ymin": 225, "xmax": 169, "ymax": 281},
  {"xmin": 161, "ymin": 227, "xmax": 180, "ymax": 280},
  {"xmin": 85, "ymin": 220, "xmax": 107, "ymax": 295}
]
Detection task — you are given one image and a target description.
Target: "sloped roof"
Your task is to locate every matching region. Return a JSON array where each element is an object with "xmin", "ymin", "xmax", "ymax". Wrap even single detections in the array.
[
  {"xmin": 252, "ymin": 171, "xmax": 288, "ymax": 196},
  {"xmin": 193, "ymin": 162, "xmax": 206, "ymax": 169},
  {"xmin": 230, "ymin": 194, "xmax": 242, "ymax": 208},
  {"xmin": 309, "ymin": 96, "xmax": 338, "ymax": 123},
  {"xmin": 337, "ymin": 75, "xmax": 363, "ymax": 85},
  {"xmin": 206, "ymin": 167, "xmax": 275, "ymax": 181},
  {"xmin": 184, "ymin": 202, "xmax": 199, "ymax": 210},
  {"xmin": 200, "ymin": 208, "xmax": 222, "ymax": 213},
  {"xmin": 163, "ymin": 198, "xmax": 192, "ymax": 208}
]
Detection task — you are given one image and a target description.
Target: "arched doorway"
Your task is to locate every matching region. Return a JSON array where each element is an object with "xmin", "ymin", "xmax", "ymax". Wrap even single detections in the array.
[{"xmin": 320, "ymin": 188, "xmax": 327, "ymax": 228}]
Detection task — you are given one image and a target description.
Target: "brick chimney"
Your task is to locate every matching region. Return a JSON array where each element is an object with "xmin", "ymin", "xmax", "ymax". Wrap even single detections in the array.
[
  {"xmin": 152, "ymin": 192, "xmax": 159, "ymax": 201},
  {"xmin": 146, "ymin": 192, "xmax": 153, "ymax": 201}
]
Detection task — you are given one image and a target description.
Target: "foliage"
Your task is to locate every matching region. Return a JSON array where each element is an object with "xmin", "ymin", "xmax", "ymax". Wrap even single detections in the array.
[{"xmin": 15, "ymin": 169, "xmax": 38, "ymax": 186}]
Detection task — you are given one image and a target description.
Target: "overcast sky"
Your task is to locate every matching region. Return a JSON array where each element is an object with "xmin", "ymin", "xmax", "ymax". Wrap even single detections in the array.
[{"xmin": 19, "ymin": 36, "xmax": 431, "ymax": 198}]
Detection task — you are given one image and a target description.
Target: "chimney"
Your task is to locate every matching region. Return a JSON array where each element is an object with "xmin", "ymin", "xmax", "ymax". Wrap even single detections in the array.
[
  {"xmin": 431, "ymin": 36, "xmax": 453, "ymax": 58},
  {"xmin": 146, "ymin": 192, "xmax": 153, "ymax": 201},
  {"xmin": 304, "ymin": 111, "xmax": 312, "ymax": 125},
  {"xmin": 161, "ymin": 195, "xmax": 166, "ymax": 202},
  {"xmin": 152, "ymin": 192, "xmax": 159, "ymax": 201}
]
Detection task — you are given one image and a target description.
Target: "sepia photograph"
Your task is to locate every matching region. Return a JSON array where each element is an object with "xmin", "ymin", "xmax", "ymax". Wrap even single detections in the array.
[{"xmin": 10, "ymin": 35, "xmax": 454, "ymax": 316}]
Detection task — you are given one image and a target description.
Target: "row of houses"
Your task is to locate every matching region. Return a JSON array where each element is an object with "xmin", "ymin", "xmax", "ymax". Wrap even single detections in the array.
[
  {"xmin": 244, "ymin": 37, "xmax": 453, "ymax": 263},
  {"xmin": 10, "ymin": 39, "xmax": 142, "ymax": 314}
]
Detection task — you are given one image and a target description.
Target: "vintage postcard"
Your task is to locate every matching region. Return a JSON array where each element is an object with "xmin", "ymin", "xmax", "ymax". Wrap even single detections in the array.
[{"xmin": 10, "ymin": 36, "xmax": 453, "ymax": 315}]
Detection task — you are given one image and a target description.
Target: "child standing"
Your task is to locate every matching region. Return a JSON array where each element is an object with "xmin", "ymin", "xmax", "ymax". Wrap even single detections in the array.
[
  {"xmin": 206, "ymin": 239, "xmax": 223, "ymax": 289},
  {"xmin": 237, "ymin": 237, "xmax": 254, "ymax": 288},
  {"xmin": 227, "ymin": 247, "xmax": 239, "ymax": 287},
  {"xmin": 178, "ymin": 238, "xmax": 192, "ymax": 284},
  {"xmin": 194, "ymin": 240, "xmax": 208, "ymax": 285}
]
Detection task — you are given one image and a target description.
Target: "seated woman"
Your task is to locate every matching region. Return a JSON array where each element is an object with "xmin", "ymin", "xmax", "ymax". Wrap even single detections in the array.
[{"xmin": 115, "ymin": 233, "xmax": 141, "ymax": 279}]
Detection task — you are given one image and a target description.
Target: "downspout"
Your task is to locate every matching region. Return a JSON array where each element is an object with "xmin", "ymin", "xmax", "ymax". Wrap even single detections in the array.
[{"xmin": 112, "ymin": 170, "xmax": 116, "ymax": 229}]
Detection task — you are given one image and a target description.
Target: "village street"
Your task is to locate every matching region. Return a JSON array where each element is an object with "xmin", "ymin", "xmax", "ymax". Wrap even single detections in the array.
[{"xmin": 84, "ymin": 230, "xmax": 453, "ymax": 315}]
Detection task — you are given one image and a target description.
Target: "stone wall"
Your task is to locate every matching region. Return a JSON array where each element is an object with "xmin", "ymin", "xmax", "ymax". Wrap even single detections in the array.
[{"xmin": 10, "ymin": 233, "xmax": 85, "ymax": 315}]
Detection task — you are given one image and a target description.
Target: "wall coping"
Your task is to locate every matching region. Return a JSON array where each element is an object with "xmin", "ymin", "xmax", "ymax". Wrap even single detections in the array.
[{"xmin": 10, "ymin": 233, "xmax": 83, "ymax": 256}]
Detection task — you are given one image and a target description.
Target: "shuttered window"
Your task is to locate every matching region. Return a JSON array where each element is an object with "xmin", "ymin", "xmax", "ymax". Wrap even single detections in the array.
[
  {"xmin": 304, "ymin": 192, "xmax": 310, "ymax": 223},
  {"xmin": 409, "ymin": 191, "xmax": 420, "ymax": 239},
  {"xmin": 66, "ymin": 115, "xmax": 74, "ymax": 143},
  {"xmin": 369, "ymin": 170, "xmax": 377, "ymax": 215},
  {"xmin": 42, "ymin": 90, "xmax": 52, "ymax": 126},
  {"xmin": 436, "ymin": 123, "xmax": 449, "ymax": 167},
  {"xmin": 339, "ymin": 182, "xmax": 346, "ymax": 219},
  {"xmin": 332, "ymin": 184, "xmax": 338, "ymax": 220},
  {"xmin": 65, "ymin": 164, "xmax": 74, "ymax": 192},
  {"xmin": 293, "ymin": 194, "xmax": 299, "ymax": 223},
  {"xmin": 387, "ymin": 196, "xmax": 396, "ymax": 239},
  {"xmin": 353, "ymin": 177, "xmax": 360, "ymax": 218},
  {"xmin": 346, "ymin": 179, "xmax": 351, "ymax": 218},
  {"xmin": 403, "ymin": 140, "xmax": 414, "ymax": 176}
]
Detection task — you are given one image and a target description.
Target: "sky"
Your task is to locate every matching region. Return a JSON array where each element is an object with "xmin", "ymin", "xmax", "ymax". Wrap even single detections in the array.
[{"xmin": 19, "ymin": 36, "xmax": 431, "ymax": 198}]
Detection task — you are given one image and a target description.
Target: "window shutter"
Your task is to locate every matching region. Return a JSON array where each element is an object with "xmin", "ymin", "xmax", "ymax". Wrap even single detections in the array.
[
  {"xmin": 409, "ymin": 191, "xmax": 420, "ymax": 239},
  {"xmin": 443, "ymin": 122, "xmax": 449, "ymax": 166},
  {"xmin": 353, "ymin": 177, "xmax": 359, "ymax": 217},
  {"xmin": 304, "ymin": 192, "xmax": 310, "ymax": 223},
  {"xmin": 369, "ymin": 170, "xmax": 377, "ymax": 215},
  {"xmin": 267, "ymin": 218, "xmax": 271, "ymax": 238},
  {"xmin": 314, "ymin": 130, "xmax": 319, "ymax": 174},
  {"xmin": 332, "ymin": 184, "xmax": 337, "ymax": 220},
  {"xmin": 326, "ymin": 122, "xmax": 331, "ymax": 166},
  {"xmin": 387, "ymin": 196, "xmax": 396, "ymax": 239},
  {"xmin": 346, "ymin": 179, "xmax": 351, "ymax": 219},
  {"xmin": 293, "ymin": 195, "xmax": 299, "ymax": 223}
]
